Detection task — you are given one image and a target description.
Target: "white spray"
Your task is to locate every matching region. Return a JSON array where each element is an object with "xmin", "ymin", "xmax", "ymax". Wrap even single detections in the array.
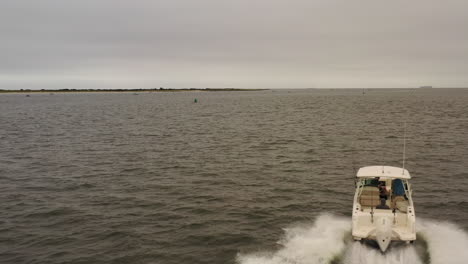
[
  {"xmin": 237, "ymin": 214, "xmax": 468, "ymax": 264},
  {"xmin": 417, "ymin": 218, "xmax": 468, "ymax": 264},
  {"xmin": 237, "ymin": 214, "xmax": 350, "ymax": 264}
]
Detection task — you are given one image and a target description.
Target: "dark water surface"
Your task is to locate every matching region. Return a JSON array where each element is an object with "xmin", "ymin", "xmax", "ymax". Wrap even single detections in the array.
[{"xmin": 1, "ymin": 89, "xmax": 467, "ymax": 264}]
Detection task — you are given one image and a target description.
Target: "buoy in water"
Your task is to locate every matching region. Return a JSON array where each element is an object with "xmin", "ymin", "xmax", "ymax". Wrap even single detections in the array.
[{"xmin": 194, "ymin": 98, "xmax": 198, "ymax": 103}]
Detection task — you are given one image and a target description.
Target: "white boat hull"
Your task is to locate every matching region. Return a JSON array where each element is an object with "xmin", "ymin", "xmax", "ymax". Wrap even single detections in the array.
[{"xmin": 352, "ymin": 166, "xmax": 416, "ymax": 252}]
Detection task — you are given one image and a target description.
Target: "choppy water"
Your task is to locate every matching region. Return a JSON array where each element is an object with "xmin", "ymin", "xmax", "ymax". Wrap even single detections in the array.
[{"xmin": 1, "ymin": 89, "xmax": 467, "ymax": 264}]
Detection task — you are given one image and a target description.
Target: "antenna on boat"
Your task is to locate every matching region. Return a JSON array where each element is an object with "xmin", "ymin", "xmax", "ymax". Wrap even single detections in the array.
[{"xmin": 402, "ymin": 121, "xmax": 407, "ymax": 175}]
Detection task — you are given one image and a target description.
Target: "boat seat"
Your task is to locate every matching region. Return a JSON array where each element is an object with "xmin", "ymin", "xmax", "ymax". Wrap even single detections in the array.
[
  {"xmin": 359, "ymin": 196, "xmax": 381, "ymax": 207},
  {"xmin": 393, "ymin": 196, "xmax": 408, "ymax": 212},
  {"xmin": 361, "ymin": 186, "xmax": 380, "ymax": 196},
  {"xmin": 359, "ymin": 186, "xmax": 380, "ymax": 207}
]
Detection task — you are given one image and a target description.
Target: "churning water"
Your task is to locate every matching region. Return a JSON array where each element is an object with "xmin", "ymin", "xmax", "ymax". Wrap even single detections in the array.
[
  {"xmin": 237, "ymin": 214, "xmax": 468, "ymax": 264},
  {"xmin": 1, "ymin": 89, "xmax": 467, "ymax": 264}
]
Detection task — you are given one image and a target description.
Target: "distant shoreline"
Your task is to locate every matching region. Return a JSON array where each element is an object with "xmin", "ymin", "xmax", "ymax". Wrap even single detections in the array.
[
  {"xmin": 0, "ymin": 88, "xmax": 268, "ymax": 93},
  {"xmin": 2, "ymin": 88, "xmax": 468, "ymax": 94}
]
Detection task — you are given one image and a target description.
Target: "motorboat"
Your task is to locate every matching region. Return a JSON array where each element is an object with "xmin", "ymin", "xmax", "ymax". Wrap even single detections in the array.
[{"xmin": 352, "ymin": 166, "xmax": 416, "ymax": 252}]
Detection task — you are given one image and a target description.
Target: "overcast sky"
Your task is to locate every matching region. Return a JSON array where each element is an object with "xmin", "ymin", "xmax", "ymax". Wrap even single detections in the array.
[{"xmin": 1, "ymin": 0, "xmax": 468, "ymax": 89}]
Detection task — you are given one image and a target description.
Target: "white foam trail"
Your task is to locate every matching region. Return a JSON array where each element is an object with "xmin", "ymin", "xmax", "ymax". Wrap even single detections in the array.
[
  {"xmin": 417, "ymin": 218, "xmax": 468, "ymax": 264},
  {"xmin": 237, "ymin": 214, "xmax": 350, "ymax": 264},
  {"xmin": 237, "ymin": 214, "xmax": 468, "ymax": 264},
  {"xmin": 344, "ymin": 242, "xmax": 422, "ymax": 264}
]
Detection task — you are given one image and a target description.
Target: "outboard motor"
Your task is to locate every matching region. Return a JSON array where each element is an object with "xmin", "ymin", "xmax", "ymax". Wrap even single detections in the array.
[{"xmin": 375, "ymin": 216, "xmax": 392, "ymax": 252}]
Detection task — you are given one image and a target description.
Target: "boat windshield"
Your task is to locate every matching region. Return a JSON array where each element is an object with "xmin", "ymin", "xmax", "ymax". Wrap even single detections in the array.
[{"xmin": 363, "ymin": 178, "xmax": 380, "ymax": 187}]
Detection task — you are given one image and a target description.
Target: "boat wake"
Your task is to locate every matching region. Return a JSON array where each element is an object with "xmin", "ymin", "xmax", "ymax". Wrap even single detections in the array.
[{"xmin": 236, "ymin": 214, "xmax": 468, "ymax": 264}]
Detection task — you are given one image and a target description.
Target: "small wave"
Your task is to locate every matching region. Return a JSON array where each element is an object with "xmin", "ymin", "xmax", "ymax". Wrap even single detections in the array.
[
  {"xmin": 63, "ymin": 182, "xmax": 95, "ymax": 191},
  {"xmin": 25, "ymin": 207, "xmax": 79, "ymax": 219},
  {"xmin": 305, "ymin": 149, "xmax": 317, "ymax": 154},
  {"xmin": 237, "ymin": 213, "xmax": 468, "ymax": 264}
]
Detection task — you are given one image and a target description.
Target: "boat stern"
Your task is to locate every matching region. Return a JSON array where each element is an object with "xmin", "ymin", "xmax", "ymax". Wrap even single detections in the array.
[
  {"xmin": 352, "ymin": 210, "xmax": 416, "ymax": 252},
  {"xmin": 375, "ymin": 216, "xmax": 392, "ymax": 252}
]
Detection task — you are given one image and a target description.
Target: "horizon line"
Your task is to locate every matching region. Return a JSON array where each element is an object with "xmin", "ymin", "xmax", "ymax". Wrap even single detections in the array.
[{"xmin": 2, "ymin": 87, "xmax": 468, "ymax": 91}]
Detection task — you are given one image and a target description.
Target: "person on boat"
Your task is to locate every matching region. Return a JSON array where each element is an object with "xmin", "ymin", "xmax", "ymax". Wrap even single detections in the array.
[
  {"xmin": 378, "ymin": 182, "xmax": 388, "ymax": 200},
  {"xmin": 392, "ymin": 179, "xmax": 405, "ymax": 196},
  {"xmin": 376, "ymin": 198, "xmax": 390, "ymax": 209},
  {"xmin": 392, "ymin": 179, "xmax": 406, "ymax": 208}
]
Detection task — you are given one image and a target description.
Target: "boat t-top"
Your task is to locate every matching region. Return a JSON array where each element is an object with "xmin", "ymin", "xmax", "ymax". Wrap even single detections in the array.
[{"xmin": 352, "ymin": 166, "xmax": 416, "ymax": 252}]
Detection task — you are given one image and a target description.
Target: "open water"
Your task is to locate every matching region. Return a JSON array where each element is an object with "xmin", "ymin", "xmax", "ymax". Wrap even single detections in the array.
[{"xmin": 1, "ymin": 88, "xmax": 467, "ymax": 264}]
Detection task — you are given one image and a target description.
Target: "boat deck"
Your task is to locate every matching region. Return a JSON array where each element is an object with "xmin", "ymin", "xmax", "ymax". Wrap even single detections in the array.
[{"xmin": 359, "ymin": 186, "xmax": 409, "ymax": 212}]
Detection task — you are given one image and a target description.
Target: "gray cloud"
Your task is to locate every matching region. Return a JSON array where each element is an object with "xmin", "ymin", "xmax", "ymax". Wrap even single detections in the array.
[{"xmin": 1, "ymin": 0, "xmax": 468, "ymax": 89}]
